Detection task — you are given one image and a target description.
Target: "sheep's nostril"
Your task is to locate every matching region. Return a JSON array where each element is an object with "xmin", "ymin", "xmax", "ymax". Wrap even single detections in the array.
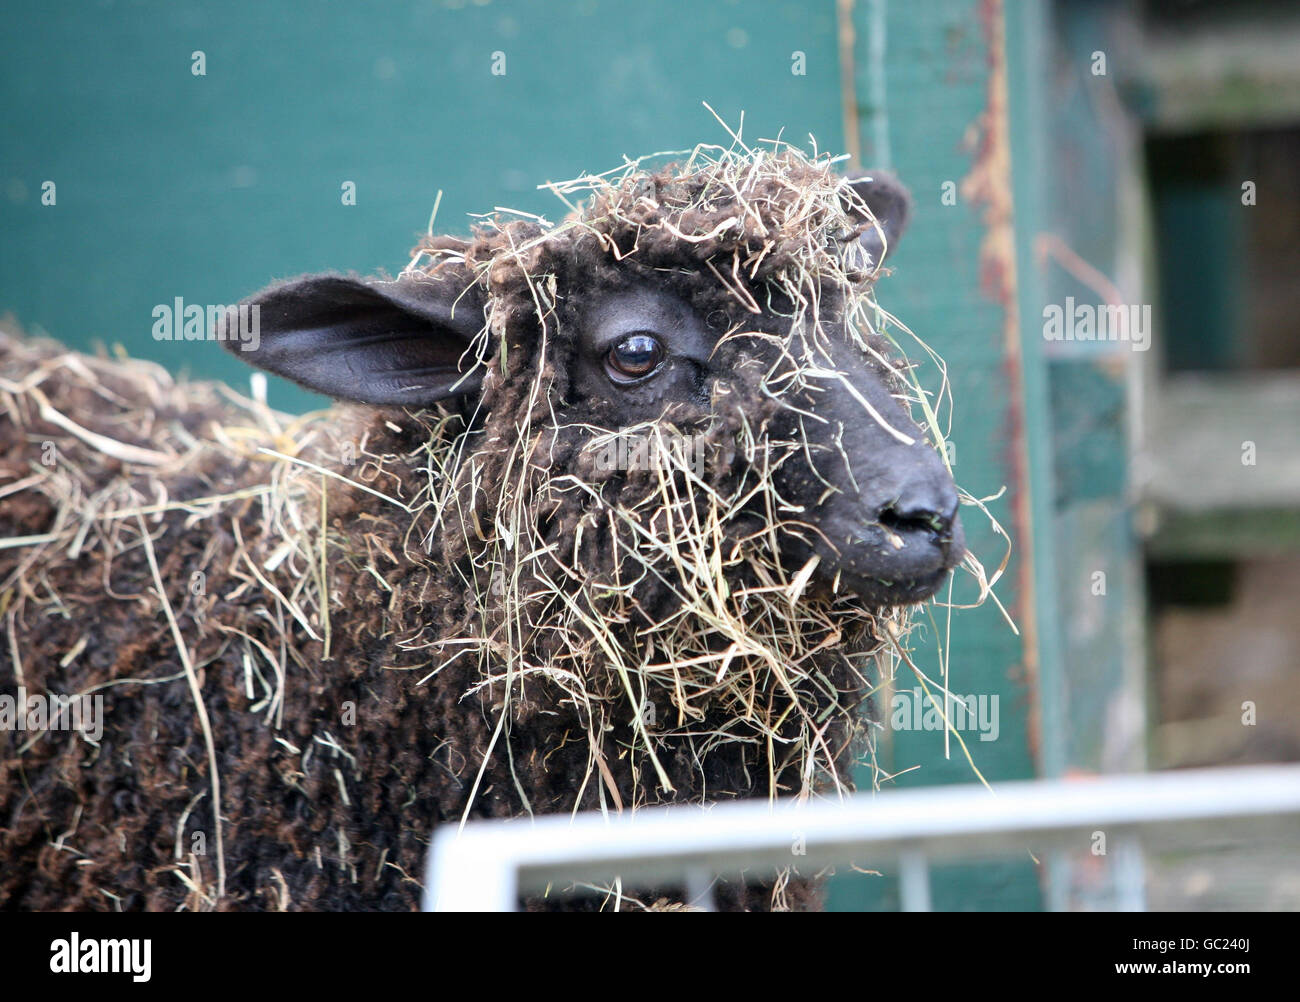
[{"xmin": 878, "ymin": 498, "xmax": 956, "ymax": 543}]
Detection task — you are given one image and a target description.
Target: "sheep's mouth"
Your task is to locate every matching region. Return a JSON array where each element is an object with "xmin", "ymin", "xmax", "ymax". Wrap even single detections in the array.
[
  {"xmin": 793, "ymin": 511, "xmax": 965, "ymax": 606},
  {"xmin": 833, "ymin": 564, "xmax": 955, "ymax": 605}
]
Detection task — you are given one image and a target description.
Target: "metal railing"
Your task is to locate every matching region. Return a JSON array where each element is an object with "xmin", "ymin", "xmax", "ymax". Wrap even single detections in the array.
[{"xmin": 422, "ymin": 764, "xmax": 1300, "ymax": 911}]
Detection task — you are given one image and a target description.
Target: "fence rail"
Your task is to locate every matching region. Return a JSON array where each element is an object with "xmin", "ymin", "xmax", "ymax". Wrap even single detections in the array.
[{"xmin": 423, "ymin": 764, "xmax": 1300, "ymax": 911}]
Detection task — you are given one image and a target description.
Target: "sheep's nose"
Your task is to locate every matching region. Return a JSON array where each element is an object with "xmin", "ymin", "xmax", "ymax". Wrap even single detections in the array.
[{"xmin": 878, "ymin": 482, "xmax": 960, "ymax": 554}]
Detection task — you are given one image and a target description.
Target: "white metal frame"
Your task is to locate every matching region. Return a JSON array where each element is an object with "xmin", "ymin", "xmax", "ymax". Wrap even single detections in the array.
[{"xmin": 423, "ymin": 764, "xmax": 1300, "ymax": 911}]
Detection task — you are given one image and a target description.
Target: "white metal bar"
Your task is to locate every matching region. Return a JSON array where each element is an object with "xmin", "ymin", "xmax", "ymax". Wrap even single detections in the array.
[
  {"xmin": 423, "ymin": 764, "xmax": 1300, "ymax": 911},
  {"xmin": 1044, "ymin": 847, "xmax": 1071, "ymax": 912},
  {"xmin": 898, "ymin": 850, "xmax": 932, "ymax": 912},
  {"xmin": 684, "ymin": 867, "xmax": 716, "ymax": 912},
  {"xmin": 1110, "ymin": 833, "xmax": 1147, "ymax": 912}
]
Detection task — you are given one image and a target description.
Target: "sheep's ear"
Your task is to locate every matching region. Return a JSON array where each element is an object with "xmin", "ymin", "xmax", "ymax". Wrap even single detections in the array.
[
  {"xmin": 844, "ymin": 170, "xmax": 911, "ymax": 266},
  {"xmin": 223, "ymin": 272, "xmax": 486, "ymax": 406}
]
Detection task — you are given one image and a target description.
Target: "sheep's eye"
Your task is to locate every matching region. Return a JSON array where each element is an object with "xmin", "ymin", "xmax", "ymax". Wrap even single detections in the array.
[{"xmin": 605, "ymin": 333, "xmax": 665, "ymax": 382}]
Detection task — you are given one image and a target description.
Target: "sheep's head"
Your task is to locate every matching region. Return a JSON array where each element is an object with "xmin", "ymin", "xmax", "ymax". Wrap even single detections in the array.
[
  {"xmin": 233, "ymin": 155, "xmax": 960, "ymax": 604},
  {"xmin": 226, "ymin": 148, "xmax": 966, "ymax": 802}
]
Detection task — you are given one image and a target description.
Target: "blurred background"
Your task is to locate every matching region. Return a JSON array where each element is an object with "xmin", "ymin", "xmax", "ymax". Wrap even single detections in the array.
[{"xmin": 2, "ymin": 0, "xmax": 1297, "ymax": 910}]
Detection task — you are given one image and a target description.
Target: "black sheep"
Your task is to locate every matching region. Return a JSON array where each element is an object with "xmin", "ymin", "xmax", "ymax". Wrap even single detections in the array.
[{"xmin": 0, "ymin": 147, "xmax": 963, "ymax": 910}]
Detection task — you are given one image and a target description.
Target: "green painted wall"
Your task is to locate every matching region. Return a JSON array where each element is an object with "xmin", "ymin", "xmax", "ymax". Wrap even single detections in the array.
[
  {"xmin": 1039, "ymin": 0, "xmax": 1147, "ymax": 791},
  {"xmin": 0, "ymin": 0, "xmax": 842, "ymax": 412}
]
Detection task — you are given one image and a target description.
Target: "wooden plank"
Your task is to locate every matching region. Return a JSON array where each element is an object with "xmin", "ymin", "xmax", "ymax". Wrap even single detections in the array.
[
  {"xmin": 1139, "ymin": 9, "xmax": 1300, "ymax": 132},
  {"xmin": 829, "ymin": 0, "xmax": 1052, "ymax": 911},
  {"xmin": 1142, "ymin": 375, "xmax": 1300, "ymax": 512}
]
